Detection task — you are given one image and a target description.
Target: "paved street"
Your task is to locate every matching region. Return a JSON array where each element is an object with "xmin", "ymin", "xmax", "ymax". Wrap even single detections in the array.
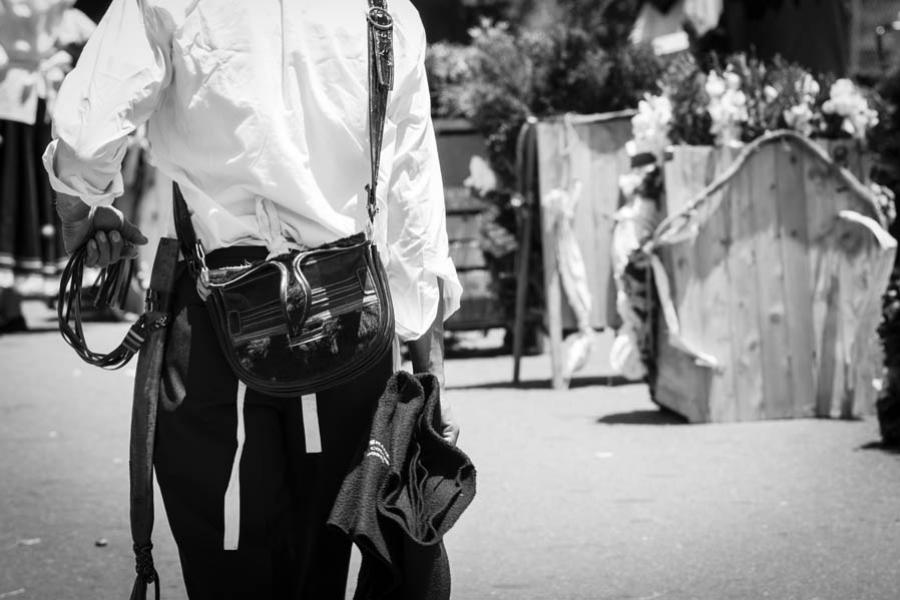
[{"xmin": 1, "ymin": 305, "xmax": 899, "ymax": 600}]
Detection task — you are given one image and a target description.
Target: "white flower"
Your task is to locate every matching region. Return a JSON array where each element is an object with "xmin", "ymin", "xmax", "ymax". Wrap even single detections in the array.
[
  {"xmin": 705, "ymin": 72, "xmax": 726, "ymax": 98},
  {"xmin": 764, "ymin": 85, "xmax": 779, "ymax": 102},
  {"xmin": 800, "ymin": 74, "xmax": 820, "ymax": 98},
  {"xmin": 784, "ymin": 103, "xmax": 815, "ymax": 137},
  {"xmin": 707, "ymin": 77, "xmax": 748, "ymax": 146},
  {"xmin": 618, "ymin": 171, "xmax": 643, "ymax": 199},
  {"xmin": 630, "ymin": 94, "xmax": 672, "ymax": 160},
  {"xmin": 830, "ymin": 78, "xmax": 856, "ymax": 100},
  {"xmin": 463, "ymin": 156, "xmax": 498, "ymax": 195},
  {"xmin": 729, "ymin": 90, "xmax": 747, "ymax": 108},
  {"xmin": 724, "ymin": 71, "xmax": 741, "ymax": 92},
  {"xmin": 823, "ymin": 78, "xmax": 877, "ymax": 139}
]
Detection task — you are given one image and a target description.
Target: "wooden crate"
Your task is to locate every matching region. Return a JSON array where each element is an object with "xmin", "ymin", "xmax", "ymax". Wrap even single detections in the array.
[
  {"xmin": 650, "ymin": 131, "xmax": 895, "ymax": 422},
  {"xmin": 535, "ymin": 112, "xmax": 634, "ymax": 388}
]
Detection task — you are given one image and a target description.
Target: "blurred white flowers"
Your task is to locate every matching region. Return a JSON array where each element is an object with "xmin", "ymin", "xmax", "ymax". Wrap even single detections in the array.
[
  {"xmin": 799, "ymin": 74, "xmax": 820, "ymax": 101},
  {"xmin": 705, "ymin": 70, "xmax": 747, "ymax": 146},
  {"xmin": 630, "ymin": 93, "xmax": 672, "ymax": 161},
  {"xmin": 625, "ymin": 54, "xmax": 883, "ymax": 152},
  {"xmin": 463, "ymin": 156, "xmax": 498, "ymax": 195},
  {"xmin": 822, "ymin": 78, "xmax": 879, "ymax": 140},
  {"xmin": 783, "ymin": 102, "xmax": 816, "ymax": 137},
  {"xmin": 780, "ymin": 74, "xmax": 821, "ymax": 137}
]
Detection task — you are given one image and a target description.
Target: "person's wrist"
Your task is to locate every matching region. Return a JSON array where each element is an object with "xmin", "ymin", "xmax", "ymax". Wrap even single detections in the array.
[{"xmin": 55, "ymin": 194, "xmax": 91, "ymax": 223}]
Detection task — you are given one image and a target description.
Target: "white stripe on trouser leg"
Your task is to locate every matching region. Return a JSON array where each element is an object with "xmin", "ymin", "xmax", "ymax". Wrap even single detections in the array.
[
  {"xmin": 301, "ymin": 395, "xmax": 322, "ymax": 454},
  {"xmin": 223, "ymin": 382, "xmax": 247, "ymax": 551},
  {"xmin": 392, "ymin": 335, "xmax": 402, "ymax": 372}
]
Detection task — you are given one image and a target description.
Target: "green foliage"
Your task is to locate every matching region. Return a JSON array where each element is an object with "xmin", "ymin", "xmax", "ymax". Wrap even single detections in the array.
[
  {"xmin": 662, "ymin": 54, "xmax": 714, "ymax": 146},
  {"xmin": 428, "ymin": 20, "xmax": 662, "ymax": 188},
  {"xmin": 425, "ymin": 42, "xmax": 477, "ymax": 119},
  {"xmin": 502, "ymin": 0, "xmax": 641, "ymax": 47}
]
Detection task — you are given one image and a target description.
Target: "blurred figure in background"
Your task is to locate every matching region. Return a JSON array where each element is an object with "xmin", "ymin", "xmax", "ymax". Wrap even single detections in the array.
[{"xmin": 0, "ymin": 0, "xmax": 93, "ymax": 333}]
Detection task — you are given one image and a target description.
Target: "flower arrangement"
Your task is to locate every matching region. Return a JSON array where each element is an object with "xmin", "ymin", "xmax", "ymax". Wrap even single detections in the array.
[
  {"xmin": 820, "ymin": 79, "xmax": 880, "ymax": 141},
  {"xmin": 630, "ymin": 93, "xmax": 672, "ymax": 161},
  {"xmin": 654, "ymin": 54, "xmax": 883, "ymax": 148},
  {"xmin": 704, "ymin": 70, "xmax": 748, "ymax": 146}
]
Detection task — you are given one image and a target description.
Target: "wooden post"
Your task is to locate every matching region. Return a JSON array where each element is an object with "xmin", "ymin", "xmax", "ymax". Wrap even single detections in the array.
[
  {"xmin": 511, "ymin": 201, "xmax": 534, "ymax": 385},
  {"xmin": 512, "ymin": 121, "xmax": 537, "ymax": 385}
]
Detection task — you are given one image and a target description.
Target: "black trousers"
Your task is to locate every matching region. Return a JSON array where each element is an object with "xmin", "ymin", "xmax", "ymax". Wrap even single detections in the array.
[{"xmin": 155, "ymin": 268, "xmax": 391, "ymax": 598}]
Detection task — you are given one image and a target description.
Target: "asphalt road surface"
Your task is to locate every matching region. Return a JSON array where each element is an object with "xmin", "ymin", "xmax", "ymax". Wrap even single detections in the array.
[{"xmin": 1, "ymin": 310, "xmax": 899, "ymax": 599}]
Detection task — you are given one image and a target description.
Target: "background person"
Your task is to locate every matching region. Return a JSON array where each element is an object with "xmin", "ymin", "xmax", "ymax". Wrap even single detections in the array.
[{"xmin": 0, "ymin": 0, "xmax": 93, "ymax": 333}]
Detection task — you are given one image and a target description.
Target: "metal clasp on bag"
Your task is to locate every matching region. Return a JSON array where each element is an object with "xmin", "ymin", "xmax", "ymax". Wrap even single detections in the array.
[
  {"xmin": 192, "ymin": 241, "xmax": 212, "ymax": 301},
  {"xmin": 195, "ymin": 242, "xmax": 208, "ymax": 275},
  {"xmin": 186, "ymin": 240, "xmax": 208, "ymax": 278}
]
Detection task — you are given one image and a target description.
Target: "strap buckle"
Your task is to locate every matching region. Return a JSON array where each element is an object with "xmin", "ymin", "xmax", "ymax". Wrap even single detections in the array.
[
  {"xmin": 187, "ymin": 241, "xmax": 209, "ymax": 280},
  {"xmin": 145, "ymin": 289, "xmax": 160, "ymax": 313},
  {"xmin": 367, "ymin": 6, "xmax": 393, "ymax": 30}
]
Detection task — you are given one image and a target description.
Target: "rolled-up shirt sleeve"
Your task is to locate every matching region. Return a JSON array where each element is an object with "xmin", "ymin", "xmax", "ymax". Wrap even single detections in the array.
[
  {"xmin": 42, "ymin": 0, "xmax": 171, "ymax": 206},
  {"xmin": 385, "ymin": 43, "xmax": 463, "ymax": 341}
]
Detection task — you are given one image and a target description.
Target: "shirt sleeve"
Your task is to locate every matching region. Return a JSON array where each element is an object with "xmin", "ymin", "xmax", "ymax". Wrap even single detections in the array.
[
  {"xmin": 42, "ymin": 0, "xmax": 172, "ymax": 206},
  {"xmin": 385, "ymin": 41, "xmax": 462, "ymax": 342}
]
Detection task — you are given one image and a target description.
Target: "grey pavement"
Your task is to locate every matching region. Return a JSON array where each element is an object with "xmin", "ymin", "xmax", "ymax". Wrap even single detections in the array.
[{"xmin": 1, "ymin": 305, "xmax": 899, "ymax": 600}]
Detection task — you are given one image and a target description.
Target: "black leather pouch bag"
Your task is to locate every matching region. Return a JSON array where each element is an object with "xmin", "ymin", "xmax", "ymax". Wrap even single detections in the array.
[{"xmin": 202, "ymin": 234, "xmax": 394, "ymax": 396}]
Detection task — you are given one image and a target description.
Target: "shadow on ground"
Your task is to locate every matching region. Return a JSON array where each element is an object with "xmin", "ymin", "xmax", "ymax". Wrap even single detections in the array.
[
  {"xmin": 445, "ymin": 346, "xmax": 512, "ymax": 359},
  {"xmin": 596, "ymin": 408, "xmax": 689, "ymax": 426},
  {"xmin": 856, "ymin": 440, "xmax": 900, "ymax": 455}
]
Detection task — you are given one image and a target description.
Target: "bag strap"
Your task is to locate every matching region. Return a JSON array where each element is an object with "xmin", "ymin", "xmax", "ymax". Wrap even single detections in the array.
[
  {"xmin": 172, "ymin": 183, "xmax": 202, "ymax": 277},
  {"xmin": 366, "ymin": 0, "xmax": 394, "ymax": 223},
  {"xmin": 174, "ymin": 1, "xmax": 395, "ymax": 262}
]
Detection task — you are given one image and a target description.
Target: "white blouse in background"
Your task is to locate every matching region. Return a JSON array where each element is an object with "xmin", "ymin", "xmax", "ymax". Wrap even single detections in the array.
[
  {"xmin": 0, "ymin": 0, "xmax": 95, "ymax": 124},
  {"xmin": 42, "ymin": 0, "xmax": 461, "ymax": 341}
]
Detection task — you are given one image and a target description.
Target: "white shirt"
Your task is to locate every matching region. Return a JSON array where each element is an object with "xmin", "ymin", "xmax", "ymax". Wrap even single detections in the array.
[{"xmin": 42, "ymin": 0, "xmax": 461, "ymax": 341}]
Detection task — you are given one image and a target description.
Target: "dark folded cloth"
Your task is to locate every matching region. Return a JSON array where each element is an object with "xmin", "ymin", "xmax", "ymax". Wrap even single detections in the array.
[{"xmin": 328, "ymin": 371, "xmax": 477, "ymax": 600}]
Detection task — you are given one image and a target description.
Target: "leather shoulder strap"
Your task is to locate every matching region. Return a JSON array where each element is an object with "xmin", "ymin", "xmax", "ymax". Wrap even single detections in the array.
[
  {"xmin": 172, "ymin": 183, "xmax": 203, "ymax": 277},
  {"xmin": 366, "ymin": 0, "xmax": 394, "ymax": 224}
]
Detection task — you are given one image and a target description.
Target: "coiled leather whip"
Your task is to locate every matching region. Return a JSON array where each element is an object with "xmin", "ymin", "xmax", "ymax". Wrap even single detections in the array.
[{"xmin": 57, "ymin": 244, "xmax": 154, "ymax": 369}]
